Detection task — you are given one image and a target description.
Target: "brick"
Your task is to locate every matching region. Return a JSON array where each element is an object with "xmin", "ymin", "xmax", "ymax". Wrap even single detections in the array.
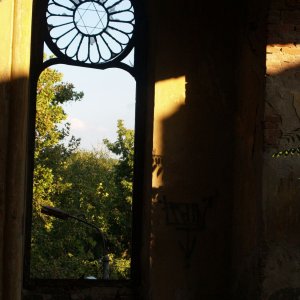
[
  {"xmin": 267, "ymin": 24, "xmax": 300, "ymax": 44},
  {"xmin": 264, "ymin": 135, "xmax": 280, "ymax": 146},
  {"xmin": 268, "ymin": 10, "xmax": 281, "ymax": 23},
  {"xmin": 269, "ymin": 24, "xmax": 298, "ymax": 35},
  {"xmin": 282, "ymin": 10, "xmax": 300, "ymax": 24},
  {"xmin": 265, "ymin": 114, "xmax": 282, "ymax": 123},
  {"xmin": 264, "ymin": 122, "xmax": 280, "ymax": 129},
  {"xmin": 266, "ymin": 64, "xmax": 284, "ymax": 75},
  {"xmin": 281, "ymin": 46, "xmax": 300, "ymax": 55},
  {"xmin": 271, "ymin": 0, "xmax": 290, "ymax": 9},
  {"xmin": 267, "ymin": 45, "xmax": 284, "ymax": 53},
  {"xmin": 285, "ymin": 0, "xmax": 300, "ymax": 8},
  {"xmin": 271, "ymin": 43, "xmax": 295, "ymax": 48},
  {"xmin": 264, "ymin": 128, "xmax": 282, "ymax": 146},
  {"xmin": 268, "ymin": 52, "xmax": 285, "ymax": 61},
  {"xmin": 294, "ymin": 72, "xmax": 300, "ymax": 79}
]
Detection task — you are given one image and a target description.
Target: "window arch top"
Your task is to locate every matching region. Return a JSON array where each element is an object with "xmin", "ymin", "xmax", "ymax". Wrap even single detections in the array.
[{"xmin": 46, "ymin": 0, "xmax": 135, "ymax": 66}]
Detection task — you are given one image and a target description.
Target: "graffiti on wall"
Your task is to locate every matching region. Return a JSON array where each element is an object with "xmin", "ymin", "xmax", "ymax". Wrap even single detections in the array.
[
  {"xmin": 163, "ymin": 196, "xmax": 211, "ymax": 230},
  {"xmin": 152, "ymin": 154, "xmax": 216, "ymax": 267},
  {"xmin": 152, "ymin": 185, "xmax": 214, "ymax": 267},
  {"xmin": 163, "ymin": 195, "xmax": 213, "ymax": 267}
]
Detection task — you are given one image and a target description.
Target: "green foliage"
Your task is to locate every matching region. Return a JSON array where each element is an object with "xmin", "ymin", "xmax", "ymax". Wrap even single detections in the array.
[
  {"xmin": 34, "ymin": 68, "xmax": 82, "ymax": 158},
  {"xmin": 32, "ymin": 67, "xmax": 83, "ymax": 229},
  {"xmin": 31, "ymin": 67, "xmax": 133, "ymax": 280},
  {"xmin": 103, "ymin": 120, "xmax": 134, "ymax": 258},
  {"xmin": 31, "ymin": 66, "xmax": 85, "ymax": 278},
  {"xmin": 272, "ymin": 147, "xmax": 300, "ymax": 158},
  {"xmin": 103, "ymin": 120, "xmax": 134, "ymax": 215}
]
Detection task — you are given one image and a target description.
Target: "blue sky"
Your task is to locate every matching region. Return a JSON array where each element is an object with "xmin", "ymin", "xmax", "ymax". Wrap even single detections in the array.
[{"xmin": 52, "ymin": 63, "xmax": 136, "ymax": 150}]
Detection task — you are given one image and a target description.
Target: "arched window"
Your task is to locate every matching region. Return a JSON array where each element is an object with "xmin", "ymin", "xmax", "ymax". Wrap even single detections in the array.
[{"xmin": 24, "ymin": 0, "xmax": 150, "ymax": 295}]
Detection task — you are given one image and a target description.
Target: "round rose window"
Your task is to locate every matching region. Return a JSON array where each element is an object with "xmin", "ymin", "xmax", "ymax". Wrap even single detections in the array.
[{"xmin": 46, "ymin": 0, "xmax": 135, "ymax": 64}]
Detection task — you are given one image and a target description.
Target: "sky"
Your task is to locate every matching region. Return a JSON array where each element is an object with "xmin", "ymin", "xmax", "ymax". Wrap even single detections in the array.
[{"xmin": 46, "ymin": 57, "xmax": 136, "ymax": 150}]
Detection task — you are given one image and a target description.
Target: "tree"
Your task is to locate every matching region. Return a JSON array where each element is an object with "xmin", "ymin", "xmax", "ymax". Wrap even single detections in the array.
[
  {"xmin": 54, "ymin": 148, "xmax": 130, "ymax": 279},
  {"xmin": 31, "ymin": 67, "xmax": 84, "ymax": 278},
  {"xmin": 46, "ymin": 121, "xmax": 135, "ymax": 279},
  {"xmin": 31, "ymin": 66, "xmax": 134, "ymax": 280},
  {"xmin": 33, "ymin": 67, "xmax": 83, "ymax": 211},
  {"xmin": 103, "ymin": 120, "xmax": 134, "ymax": 259}
]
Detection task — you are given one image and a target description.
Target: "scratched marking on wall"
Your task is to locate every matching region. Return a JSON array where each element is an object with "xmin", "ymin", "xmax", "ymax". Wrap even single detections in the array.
[
  {"xmin": 164, "ymin": 196, "xmax": 213, "ymax": 267},
  {"xmin": 151, "ymin": 154, "xmax": 215, "ymax": 267},
  {"xmin": 163, "ymin": 197, "xmax": 211, "ymax": 230}
]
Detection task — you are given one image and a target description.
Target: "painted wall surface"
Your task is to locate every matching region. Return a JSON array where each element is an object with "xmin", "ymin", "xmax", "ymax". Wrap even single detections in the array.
[
  {"xmin": 263, "ymin": 0, "xmax": 300, "ymax": 299},
  {"xmin": 149, "ymin": 1, "xmax": 265, "ymax": 299},
  {"xmin": 0, "ymin": 0, "xmax": 33, "ymax": 299}
]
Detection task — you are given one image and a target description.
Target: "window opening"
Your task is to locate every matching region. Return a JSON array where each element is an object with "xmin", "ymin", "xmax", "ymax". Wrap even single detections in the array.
[{"xmin": 25, "ymin": 0, "xmax": 145, "ymax": 284}]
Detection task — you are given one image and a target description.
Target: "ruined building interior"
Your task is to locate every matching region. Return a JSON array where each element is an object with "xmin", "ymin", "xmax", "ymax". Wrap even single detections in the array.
[{"xmin": 2, "ymin": 0, "xmax": 300, "ymax": 299}]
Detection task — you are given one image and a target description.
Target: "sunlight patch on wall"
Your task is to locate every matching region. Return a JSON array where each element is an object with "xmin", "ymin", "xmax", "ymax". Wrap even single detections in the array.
[
  {"xmin": 267, "ymin": 44, "xmax": 300, "ymax": 75},
  {"xmin": 152, "ymin": 76, "xmax": 186, "ymax": 160}
]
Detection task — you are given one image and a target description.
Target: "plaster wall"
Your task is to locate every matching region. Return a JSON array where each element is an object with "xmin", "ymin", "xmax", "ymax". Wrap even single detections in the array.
[
  {"xmin": 0, "ymin": 0, "xmax": 33, "ymax": 299},
  {"xmin": 150, "ymin": 1, "xmax": 240, "ymax": 299}
]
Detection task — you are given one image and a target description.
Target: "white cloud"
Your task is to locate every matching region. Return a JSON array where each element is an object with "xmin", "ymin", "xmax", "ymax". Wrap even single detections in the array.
[{"xmin": 68, "ymin": 117, "xmax": 87, "ymax": 130}]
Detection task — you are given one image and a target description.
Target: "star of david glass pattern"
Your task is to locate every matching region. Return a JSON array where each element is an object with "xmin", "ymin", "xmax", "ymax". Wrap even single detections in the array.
[{"xmin": 46, "ymin": 0, "xmax": 135, "ymax": 65}]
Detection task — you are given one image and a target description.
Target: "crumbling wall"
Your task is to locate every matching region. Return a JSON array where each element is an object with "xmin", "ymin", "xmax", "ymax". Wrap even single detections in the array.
[{"xmin": 263, "ymin": 0, "xmax": 300, "ymax": 299}]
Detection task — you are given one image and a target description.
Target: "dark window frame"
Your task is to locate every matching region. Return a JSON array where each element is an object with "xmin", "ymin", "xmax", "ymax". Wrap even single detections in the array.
[{"xmin": 23, "ymin": 0, "xmax": 151, "ymax": 294}]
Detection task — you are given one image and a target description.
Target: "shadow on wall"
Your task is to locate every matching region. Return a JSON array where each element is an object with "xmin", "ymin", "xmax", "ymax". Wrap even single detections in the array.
[
  {"xmin": 149, "ymin": 3, "xmax": 238, "ymax": 294},
  {"xmin": 150, "ymin": 47, "xmax": 236, "ymax": 298},
  {"xmin": 148, "ymin": 3, "xmax": 243, "ymax": 299},
  {"xmin": 0, "ymin": 76, "xmax": 30, "ymax": 300}
]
